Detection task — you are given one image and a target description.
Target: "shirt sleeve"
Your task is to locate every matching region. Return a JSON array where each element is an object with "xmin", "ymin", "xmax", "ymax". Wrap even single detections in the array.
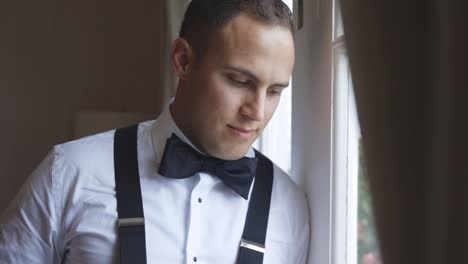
[{"xmin": 0, "ymin": 147, "xmax": 64, "ymax": 263}]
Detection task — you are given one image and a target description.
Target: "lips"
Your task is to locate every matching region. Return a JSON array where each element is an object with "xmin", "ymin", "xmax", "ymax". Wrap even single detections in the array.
[
  {"xmin": 228, "ymin": 125, "xmax": 256, "ymax": 138},
  {"xmin": 230, "ymin": 126, "xmax": 255, "ymax": 133}
]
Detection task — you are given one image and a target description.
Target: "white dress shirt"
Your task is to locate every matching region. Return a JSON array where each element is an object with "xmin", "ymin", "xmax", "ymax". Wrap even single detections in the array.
[{"xmin": 0, "ymin": 102, "xmax": 309, "ymax": 264}]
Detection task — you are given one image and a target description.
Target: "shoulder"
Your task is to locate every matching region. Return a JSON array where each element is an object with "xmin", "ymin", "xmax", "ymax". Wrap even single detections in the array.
[
  {"xmin": 270, "ymin": 162, "xmax": 308, "ymax": 214},
  {"xmin": 46, "ymin": 122, "xmax": 154, "ymax": 222},
  {"xmin": 50, "ymin": 129, "xmax": 116, "ymax": 178},
  {"xmin": 51, "ymin": 122, "xmax": 148, "ymax": 184},
  {"xmin": 254, "ymin": 152, "xmax": 307, "ymax": 212},
  {"xmin": 53, "ymin": 121, "xmax": 154, "ymax": 171},
  {"xmin": 262, "ymin": 157, "xmax": 309, "ymax": 249},
  {"xmin": 269, "ymin": 163, "xmax": 310, "ymax": 264}
]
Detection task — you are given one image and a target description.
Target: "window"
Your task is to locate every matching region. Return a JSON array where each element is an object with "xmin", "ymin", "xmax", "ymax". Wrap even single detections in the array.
[
  {"xmin": 331, "ymin": 0, "xmax": 382, "ymax": 263},
  {"xmin": 253, "ymin": 83, "xmax": 292, "ymax": 174},
  {"xmin": 254, "ymin": 1, "xmax": 382, "ymax": 263},
  {"xmin": 253, "ymin": 0, "xmax": 293, "ymax": 175}
]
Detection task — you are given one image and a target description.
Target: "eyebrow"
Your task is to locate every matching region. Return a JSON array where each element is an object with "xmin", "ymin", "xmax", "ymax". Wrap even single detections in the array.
[{"xmin": 223, "ymin": 65, "xmax": 290, "ymax": 88}]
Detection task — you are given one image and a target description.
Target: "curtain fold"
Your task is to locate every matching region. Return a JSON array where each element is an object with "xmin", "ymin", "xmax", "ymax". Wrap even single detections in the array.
[{"xmin": 340, "ymin": 0, "xmax": 467, "ymax": 263}]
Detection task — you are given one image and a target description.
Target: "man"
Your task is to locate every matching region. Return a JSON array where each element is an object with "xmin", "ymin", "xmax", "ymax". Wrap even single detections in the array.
[{"xmin": 0, "ymin": 0, "xmax": 309, "ymax": 263}]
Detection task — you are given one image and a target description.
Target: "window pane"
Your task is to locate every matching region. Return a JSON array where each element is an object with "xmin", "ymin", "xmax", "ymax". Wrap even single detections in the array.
[
  {"xmin": 283, "ymin": 0, "xmax": 293, "ymax": 10},
  {"xmin": 357, "ymin": 140, "xmax": 383, "ymax": 264},
  {"xmin": 260, "ymin": 82, "xmax": 292, "ymax": 174},
  {"xmin": 332, "ymin": 1, "xmax": 382, "ymax": 262},
  {"xmin": 333, "ymin": 0, "xmax": 344, "ymax": 40},
  {"xmin": 343, "ymin": 47, "xmax": 383, "ymax": 264}
]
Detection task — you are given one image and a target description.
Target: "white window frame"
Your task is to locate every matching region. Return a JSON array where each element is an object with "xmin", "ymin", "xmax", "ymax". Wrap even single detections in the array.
[
  {"xmin": 291, "ymin": 0, "xmax": 360, "ymax": 263},
  {"xmin": 254, "ymin": 1, "xmax": 362, "ymax": 263},
  {"xmin": 291, "ymin": 0, "xmax": 334, "ymax": 263},
  {"xmin": 331, "ymin": 35, "xmax": 359, "ymax": 264}
]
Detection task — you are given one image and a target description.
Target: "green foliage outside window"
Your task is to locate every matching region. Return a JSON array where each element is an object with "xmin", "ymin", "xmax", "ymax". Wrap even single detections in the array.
[{"xmin": 358, "ymin": 139, "xmax": 382, "ymax": 264}]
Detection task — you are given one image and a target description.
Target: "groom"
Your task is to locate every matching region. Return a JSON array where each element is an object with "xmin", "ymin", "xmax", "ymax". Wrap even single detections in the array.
[{"xmin": 0, "ymin": 0, "xmax": 309, "ymax": 263}]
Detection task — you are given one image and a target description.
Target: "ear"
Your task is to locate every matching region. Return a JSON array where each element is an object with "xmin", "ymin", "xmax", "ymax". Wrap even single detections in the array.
[{"xmin": 171, "ymin": 37, "xmax": 194, "ymax": 79}]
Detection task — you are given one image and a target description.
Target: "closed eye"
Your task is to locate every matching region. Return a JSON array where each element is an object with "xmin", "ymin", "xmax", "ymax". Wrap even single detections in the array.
[
  {"xmin": 268, "ymin": 87, "xmax": 285, "ymax": 96},
  {"xmin": 227, "ymin": 75, "xmax": 251, "ymax": 87}
]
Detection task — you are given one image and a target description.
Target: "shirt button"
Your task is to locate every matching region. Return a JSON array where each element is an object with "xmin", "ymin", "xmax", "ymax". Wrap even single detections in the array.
[
  {"xmin": 198, "ymin": 198, "xmax": 202, "ymax": 203},
  {"xmin": 193, "ymin": 256, "xmax": 198, "ymax": 262}
]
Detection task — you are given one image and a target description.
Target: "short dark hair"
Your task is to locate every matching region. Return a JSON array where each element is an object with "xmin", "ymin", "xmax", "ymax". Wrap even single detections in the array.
[{"xmin": 179, "ymin": 0, "xmax": 294, "ymax": 60}]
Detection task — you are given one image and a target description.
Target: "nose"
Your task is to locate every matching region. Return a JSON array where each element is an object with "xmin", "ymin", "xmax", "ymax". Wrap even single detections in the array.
[{"xmin": 240, "ymin": 92, "xmax": 265, "ymax": 121}]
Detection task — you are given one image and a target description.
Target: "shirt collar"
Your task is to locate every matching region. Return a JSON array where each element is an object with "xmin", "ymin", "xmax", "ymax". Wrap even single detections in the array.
[{"xmin": 151, "ymin": 98, "xmax": 255, "ymax": 166}]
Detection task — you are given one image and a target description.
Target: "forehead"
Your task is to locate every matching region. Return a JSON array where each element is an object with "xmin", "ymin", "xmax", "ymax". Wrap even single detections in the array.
[{"xmin": 204, "ymin": 14, "xmax": 295, "ymax": 80}]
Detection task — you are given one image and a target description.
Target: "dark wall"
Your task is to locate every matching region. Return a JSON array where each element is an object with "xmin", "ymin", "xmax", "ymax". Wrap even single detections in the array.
[{"xmin": 0, "ymin": 0, "xmax": 166, "ymax": 211}]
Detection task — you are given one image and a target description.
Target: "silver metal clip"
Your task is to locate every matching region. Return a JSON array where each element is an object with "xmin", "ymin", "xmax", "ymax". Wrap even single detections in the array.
[
  {"xmin": 239, "ymin": 239, "xmax": 266, "ymax": 253},
  {"xmin": 118, "ymin": 217, "xmax": 145, "ymax": 227}
]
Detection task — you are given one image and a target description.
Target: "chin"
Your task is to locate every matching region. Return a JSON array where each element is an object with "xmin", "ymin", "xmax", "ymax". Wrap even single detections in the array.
[
  {"xmin": 204, "ymin": 136, "xmax": 251, "ymax": 160},
  {"xmin": 220, "ymin": 147, "xmax": 250, "ymax": 160},
  {"xmin": 204, "ymin": 145, "xmax": 243, "ymax": 160}
]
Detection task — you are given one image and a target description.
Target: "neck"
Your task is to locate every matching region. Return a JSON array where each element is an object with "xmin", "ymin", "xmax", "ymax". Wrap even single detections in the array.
[{"xmin": 169, "ymin": 96, "xmax": 200, "ymax": 152}]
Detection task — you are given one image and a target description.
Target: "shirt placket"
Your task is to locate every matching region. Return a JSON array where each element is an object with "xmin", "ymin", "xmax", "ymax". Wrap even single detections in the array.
[{"xmin": 185, "ymin": 173, "xmax": 210, "ymax": 264}]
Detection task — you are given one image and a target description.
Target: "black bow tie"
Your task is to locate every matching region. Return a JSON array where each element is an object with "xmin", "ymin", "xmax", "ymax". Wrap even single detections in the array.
[{"xmin": 157, "ymin": 133, "xmax": 258, "ymax": 200}]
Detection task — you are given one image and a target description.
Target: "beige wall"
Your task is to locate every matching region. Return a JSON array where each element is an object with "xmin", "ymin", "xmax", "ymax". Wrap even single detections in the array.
[{"xmin": 0, "ymin": 0, "xmax": 166, "ymax": 211}]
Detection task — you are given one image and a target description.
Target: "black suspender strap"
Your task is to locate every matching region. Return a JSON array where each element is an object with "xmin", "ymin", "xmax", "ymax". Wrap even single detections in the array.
[
  {"xmin": 114, "ymin": 124, "xmax": 147, "ymax": 264},
  {"xmin": 238, "ymin": 150, "xmax": 274, "ymax": 264}
]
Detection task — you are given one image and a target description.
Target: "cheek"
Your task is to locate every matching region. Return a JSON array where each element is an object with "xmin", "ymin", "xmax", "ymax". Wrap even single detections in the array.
[
  {"xmin": 207, "ymin": 77, "xmax": 240, "ymax": 110},
  {"xmin": 193, "ymin": 75, "xmax": 223, "ymax": 107},
  {"xmin": 196, "ymin": 78, "xmax": 236, "ymax": 125},
  {"xmin": 263, "ymin": 98, "xmax": 281, "ymax": 123},
  {"xmin": 270, "ymin": 97, "xmax": 280, "ymax": 111}
]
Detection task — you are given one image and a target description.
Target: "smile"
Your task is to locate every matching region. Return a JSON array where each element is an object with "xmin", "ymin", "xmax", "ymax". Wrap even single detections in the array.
[{"xmin": 228, "ymin": 125, "xmax": 255, "ymax": 139}]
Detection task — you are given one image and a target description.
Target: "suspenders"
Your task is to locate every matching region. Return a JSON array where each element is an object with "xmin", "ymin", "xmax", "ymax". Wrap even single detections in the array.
[
  {"xmin": 114, "ymin": 125, "xmax": 274, "ymax": 264},
  {"xmin": 238, "ymin": 149, "xmax": 273, "ymax": 264},
  {"xmin": 114, "ymin": 125, "xmax": 147, "ymax": 263}
]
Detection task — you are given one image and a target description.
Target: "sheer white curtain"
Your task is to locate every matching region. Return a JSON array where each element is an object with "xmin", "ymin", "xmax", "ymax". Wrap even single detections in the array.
[
  {"xmin": 159, "ymin": 0, "xmax": 190, "ymax": 112},
  {"xmin": 341, "ymin": 0, "xmax": 467, "ymax": 263}
]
